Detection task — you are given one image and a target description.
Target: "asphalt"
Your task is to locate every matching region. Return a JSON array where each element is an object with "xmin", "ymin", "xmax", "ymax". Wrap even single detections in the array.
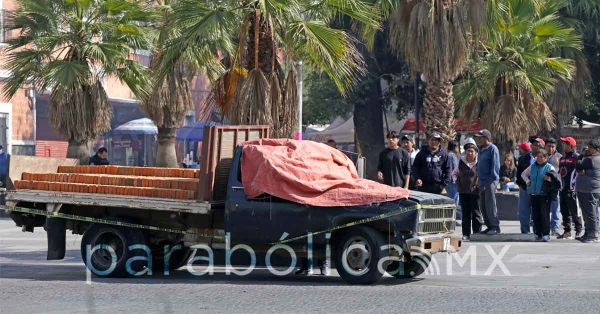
[{"xmin": 2, "ymin": 218, "xmax": 600, "ymax": 314}]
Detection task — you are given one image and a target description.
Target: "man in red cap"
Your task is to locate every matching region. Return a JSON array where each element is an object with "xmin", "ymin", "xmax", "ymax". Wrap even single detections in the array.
[
  {"xmin": 516, "ymin": 141, "xmax": 535, "ymax": 233},
  {"xmin": 558, "ymin": 137, "xmax": 583, "ymax": 239}
]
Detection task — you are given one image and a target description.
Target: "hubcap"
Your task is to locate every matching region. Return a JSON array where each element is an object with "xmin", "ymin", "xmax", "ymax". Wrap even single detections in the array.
[
  {"xmin": 343, "ymin": 236, "xmax": 371, "ymax": 273},
  {"xmin": 92, "ymin": 232, "xmax": 124, "ymax": 269}
]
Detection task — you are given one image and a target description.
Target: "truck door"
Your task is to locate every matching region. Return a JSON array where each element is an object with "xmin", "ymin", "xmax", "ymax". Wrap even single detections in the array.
[{"xmin": 225, "ymin": 151, "xmax": 309, "ymax": 246}]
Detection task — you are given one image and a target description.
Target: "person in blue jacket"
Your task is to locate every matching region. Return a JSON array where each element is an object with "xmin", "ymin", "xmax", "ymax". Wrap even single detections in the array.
[
  {"xmin": 522, "ymin": 149, "xmax": 562, "ymax": 242},
  {"xmin": 0, "ymin": 145, "xmax": 8, "ymax": 187},
  {"xmin": 412, "ymin": 132, "xmax": 451, "ymax": 194},
  {"xmin": 475, "ymin": 129, "xmax": 501, "ymax": 235}
]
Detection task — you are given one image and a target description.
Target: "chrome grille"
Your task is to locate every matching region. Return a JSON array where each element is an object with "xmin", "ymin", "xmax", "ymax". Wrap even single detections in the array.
[
  {"xmin": 417, "ymin": 204, "xmax": 456, "ymax": 234},
  {"xmin": 420, "ymin": 206, "xmax": 455, "ymax": 220},
  {"xmin": 417, "ymin": 220, "xmax": 456, "ymax": 233}
]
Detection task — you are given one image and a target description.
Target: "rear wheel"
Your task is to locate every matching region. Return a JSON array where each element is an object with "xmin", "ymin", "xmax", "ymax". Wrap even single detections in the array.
[
  {"xmin": 80, "ymin": 224, "xmax": 149, "ymax": 277},
  {"xmin": 150, "ymin": 241, "xmax": 192, "ymax": 273},
  {"xmin": 334, "ymin": 226, "xmax": 390, "ymax": 285}
]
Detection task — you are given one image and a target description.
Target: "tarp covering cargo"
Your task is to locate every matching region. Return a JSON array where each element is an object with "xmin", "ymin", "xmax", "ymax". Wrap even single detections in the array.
[{"xmin": 241, "ymin": 139, "xmax": 410, "ymax": 206}]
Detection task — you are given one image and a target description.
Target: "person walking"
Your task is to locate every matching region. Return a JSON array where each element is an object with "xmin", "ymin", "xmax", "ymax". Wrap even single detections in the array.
[
  {"xmin": 474, "ymin": 129, "xmax": 501, "ymax": 234},
  {"xmin": 377, "ymin": 131, "xmax": 410, "ymax": 188},
  {"xmin": 557, "ymin": 137, "xmax": 583, "ymax": 239},
  {"xmin": 575, "ymin": 139, "xmax": 600, "ymax": 243},
  {"xmin": 456, "ymin": 138, "xmax": 484, "ymax": 240},
  {"xmin": 447, "ymin": 140, "xmax": 461, "ymax": 220},
  {"xmin": 546, "ymin": 138, "xmax": 562, "ymax": 235},
  {"xmin": 522, "ymin": 149, "xmax": 562, "ymax": 242},
  {"xmin": 499, "ymin": 152, "xmax": 517, "ymax": 191},
  {"xmin": 402, "ymin": 135, "xmax": 420, "ymax": 189},
  {"xmin": 413, "ymin": 132, "xmax": 451, "ymax": 194}
]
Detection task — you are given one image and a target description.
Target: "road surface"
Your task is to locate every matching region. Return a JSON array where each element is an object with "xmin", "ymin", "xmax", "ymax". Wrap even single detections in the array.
[{"xmin": 1, "ymin": 217, "xmax": 600, "ymax": 314}]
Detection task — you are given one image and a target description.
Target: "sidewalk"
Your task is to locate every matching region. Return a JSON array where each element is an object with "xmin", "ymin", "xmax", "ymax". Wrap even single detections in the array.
[{"xmin": 468, "ymin": 221, "xmax": 584, "ymax": 243}]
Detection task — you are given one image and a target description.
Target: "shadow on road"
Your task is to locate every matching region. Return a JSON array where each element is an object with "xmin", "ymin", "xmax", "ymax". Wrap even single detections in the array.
[{"xmin": 0, "ymin": 248, "xmax": 423, "ymax": 287}]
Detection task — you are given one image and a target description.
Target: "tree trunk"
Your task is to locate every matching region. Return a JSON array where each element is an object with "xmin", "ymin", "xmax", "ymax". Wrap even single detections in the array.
[
  {"xmin": 354, "ymin": 80, "xmax": 385, "ymax": 180},
  {"xmin": 156, "ymin": 127, "xmax": 179, "ymax": 168},
  {"xmin": 67, "ymin": 139, "xmax": 91, "ymax": 165},
  {"xmin": 424, "ymin": 80, "xmax": 456, "ymax": 142}
]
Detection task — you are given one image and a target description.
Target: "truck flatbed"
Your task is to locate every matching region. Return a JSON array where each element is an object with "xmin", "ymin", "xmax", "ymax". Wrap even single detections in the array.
[{"xmin": 5, "ymin": 190, "xmax": 214, "ymax": 214}]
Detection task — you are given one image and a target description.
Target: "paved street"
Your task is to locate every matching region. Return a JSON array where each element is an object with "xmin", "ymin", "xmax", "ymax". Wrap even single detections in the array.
[{"xmin": 2, "ymin": 217, "xmax": 600, "ymax": 314}]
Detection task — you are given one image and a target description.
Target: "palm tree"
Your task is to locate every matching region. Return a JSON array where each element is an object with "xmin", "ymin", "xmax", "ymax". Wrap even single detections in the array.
[
  {"xmin": 388, "ymin": 0, "xmax": 486, "ymax": 142},
  {"xmin": 455, "ymin": 0, "xmax": 583, "ymax": 141},
  {"xmin": 2, "ymin": 0, "xmax": 152, "ymax": 163},
  {"xmin": 140, "ymin": 1, "xmax": 233, "ymax": 167},
  {"xmin": 547, "ymin": 0, "xmax": 600, "ymax": 133},
  {"xmin": 163, "ymin": 0, "xmax": 380, "ymax": 138}
]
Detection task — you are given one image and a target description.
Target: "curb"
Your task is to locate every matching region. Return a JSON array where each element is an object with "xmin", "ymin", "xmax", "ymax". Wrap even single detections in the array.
[{"xmin": 470, "ymin": 233, "xmax": 536, "ymax": 242}]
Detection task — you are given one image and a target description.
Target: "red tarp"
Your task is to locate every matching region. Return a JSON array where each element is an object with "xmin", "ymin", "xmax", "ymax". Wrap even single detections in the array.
[
  {"xmin": 402, "ymin": 118, "xmax": 481, "ymax": 132},
  {"xmin": 241, "ymin": 139, "xmax": 410, "ymax": 206}
]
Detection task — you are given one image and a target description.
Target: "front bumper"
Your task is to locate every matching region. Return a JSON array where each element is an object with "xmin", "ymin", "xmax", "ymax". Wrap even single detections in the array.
[{"xmin": 405, "ymin": 233, "xmax": 462, "ymax": 255}]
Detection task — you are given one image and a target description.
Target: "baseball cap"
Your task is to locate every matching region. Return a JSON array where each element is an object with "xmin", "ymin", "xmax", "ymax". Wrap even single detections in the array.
[
  {"xmin": 517, "ymin": 142, "xmax": 531, "ymax": 151},
  {"xmin": 588, "ymin": 139, "xmax": 600, "ymax": 150},
  {"xmin": 531, "ymin": 137, "xmax": 545, "ymax": 147},
  {"xmin": 560, "ymin": 137, "xmax": 577, "ymax": 148},
  {"xmin": 401, "ymin": 134, "xmax": 414, "ymax": 142},
  {"xmin": 429, "ymin": 132, "xmax": 442, "ymax": 140},
  {"xmin": 474, "ymin": 129, "xmax": 492, "ymax": 140}
]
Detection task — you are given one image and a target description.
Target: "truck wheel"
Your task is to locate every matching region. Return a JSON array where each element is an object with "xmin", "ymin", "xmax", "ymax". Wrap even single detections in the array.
[
  {"xmin": 150, "ymin": 241, "xmax": 192, "ymax": 272},
  {"xmin": 80, "ymin": 224, "xmax": 149, "ymax": 277},
  {"xmin": 386, "ymin": 255, "xmax": 431, "ymax": 278},
  {"xmin": 334, "ymin": 226, "xmax": 389, "ymax": 285}
]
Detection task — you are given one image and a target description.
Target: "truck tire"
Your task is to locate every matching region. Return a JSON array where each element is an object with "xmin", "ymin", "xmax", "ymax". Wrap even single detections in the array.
[
  {"xmin": 386, "ymin": 255, "xmax": 431, "ymax": 278},
  {"xmin": 334, "ymin": 226, "xmax": 389, "ymax": 285},
  {"xmin": 150, "ymin": 241, "xmax": 192, "ymax": 273},
  {"xmin": 80, "ymin": 224, "xmax": 149, "ymax": 277}
]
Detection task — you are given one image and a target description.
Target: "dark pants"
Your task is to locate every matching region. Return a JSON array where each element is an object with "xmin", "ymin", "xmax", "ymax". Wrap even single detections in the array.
[
  {"xmin": 560, "ymin": 190, "xmax": 582, "ymax": 233},
  {"xmin": 531, "ymin": 195, "xmax": 551, "ymax": 237},
  {"xmin": 459, "ymin": 193, "xmax": 483, "ymax": 236},
  {"xmin": 419, "ymin": 183, "xmax": 444, "ymax": 195},
  {"xmin": 577, "ymin": 192, "xmax": 600, "ymax": 238},
  {"xmin": 478, "ymin": 182, "xmax": 500, "ymax": 230}
]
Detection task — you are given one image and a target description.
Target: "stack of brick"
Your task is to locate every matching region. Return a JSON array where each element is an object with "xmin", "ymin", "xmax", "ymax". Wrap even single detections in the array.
[{"xmin": 13, "ymin": 166, "xmax": 201, "ymax": 200}]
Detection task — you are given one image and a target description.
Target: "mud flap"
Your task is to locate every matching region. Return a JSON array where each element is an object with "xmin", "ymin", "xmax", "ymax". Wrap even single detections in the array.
[{"xmin": 46, "ymin": 217, "xmax": 66, "ymax": 260}]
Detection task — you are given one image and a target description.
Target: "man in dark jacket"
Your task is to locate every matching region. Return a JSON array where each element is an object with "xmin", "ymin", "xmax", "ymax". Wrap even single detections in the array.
[
  {"xmin": 575, "ymin": 139, "xmax": 600, "ymax": 243},
  {"xmin": 89, "ymin": 147, "xmax": 110, "ymax": 166},
  {"xmin": 377, "ymin": 131, "xmax": 410, "ymax": 188},
  {"xmin": 412, "ymin": 132, "xmax": 451, "ymax": 194},
  {"xmin": 557, "ymin": 137, "xmax": 582, "ymax": 239}
]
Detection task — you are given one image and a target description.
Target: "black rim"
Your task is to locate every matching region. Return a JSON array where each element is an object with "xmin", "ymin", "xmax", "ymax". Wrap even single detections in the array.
[{"xmin": 90, "ymin": 231, "xmax": 125, "ymax": 270}]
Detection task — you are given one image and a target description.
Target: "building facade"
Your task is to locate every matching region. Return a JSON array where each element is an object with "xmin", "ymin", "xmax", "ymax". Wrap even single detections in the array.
[{"xmin": 0, "ymin": 0, "xmax": 211, "ymax": 161}]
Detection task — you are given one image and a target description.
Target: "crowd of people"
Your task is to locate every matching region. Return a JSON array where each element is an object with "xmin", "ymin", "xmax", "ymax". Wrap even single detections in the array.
[{"xmin": 375, "ymin": 130, "xmax": 600, "ymax": 243}]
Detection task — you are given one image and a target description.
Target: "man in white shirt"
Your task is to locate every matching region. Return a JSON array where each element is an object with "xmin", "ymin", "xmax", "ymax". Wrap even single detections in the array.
[{"xmin": 402, "ymin": 135, "xmax": 420, "ymax": 189}]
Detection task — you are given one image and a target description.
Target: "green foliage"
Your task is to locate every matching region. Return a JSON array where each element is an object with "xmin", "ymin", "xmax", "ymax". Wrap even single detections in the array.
[
  {"xmin": 166, "ymin": 0, "xmax": 381, "ymax": 94},
  {"xmin": 302, "ymin": 71, "xmax": 353, "ymax": 125},
  {"xmin": 456, "ymin": 0, "xmax": 583, "ymax": 140},
  {"xmin": 2, "ymin": 0, "xmax": 153, "ymax": 142}
]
